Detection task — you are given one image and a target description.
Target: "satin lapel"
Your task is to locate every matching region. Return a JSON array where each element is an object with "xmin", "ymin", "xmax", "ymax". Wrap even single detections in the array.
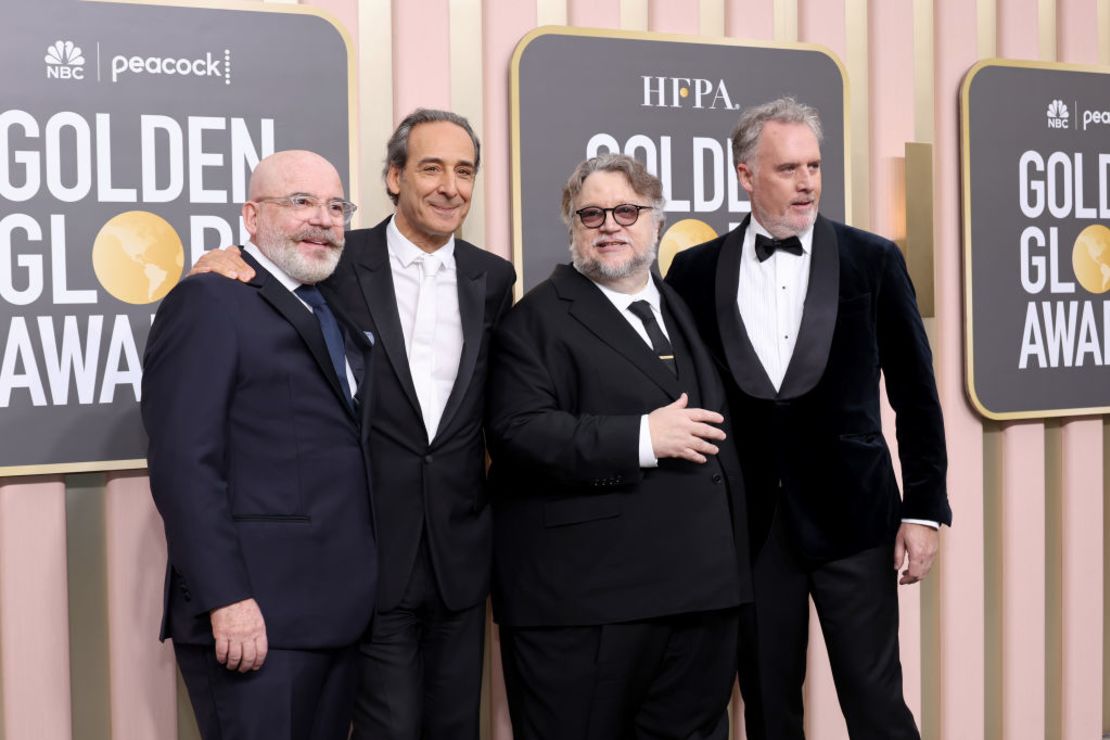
[
  {"xmin": 778, "ymin": 215, "xmax": 839, "ymax": 399},
  {"xmin": 554, "ymin": 265, "xmax": 680, "ymax": 398},
  {"xmin": 351, "ymin": 236, "xmax": 423, "ymax": 417},
  {"xmin": 436, "ymin": 250, "xmax": 485, "ymax": 441},
  {"xmin": 248, "ymin": 253, "xmax": 352, "ymax": 414},
  {"xmin": 714, "ymin": 218, "xmax": 779, "ymax": 399}
]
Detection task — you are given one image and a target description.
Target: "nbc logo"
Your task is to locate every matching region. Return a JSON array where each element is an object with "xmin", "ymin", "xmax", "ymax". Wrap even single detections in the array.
[
  {"xmin": 45, "ymin": 40, "xmax": 85, "ymax": 80},
  {"xmin": 1047, "ymin": 99, "xmax": 1069, "ymax": 129}
]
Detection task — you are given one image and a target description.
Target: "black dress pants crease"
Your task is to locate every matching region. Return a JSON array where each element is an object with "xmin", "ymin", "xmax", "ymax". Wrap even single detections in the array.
[
  {"xmin": 738, "ymin": 508, "xmax": 919, "ymax": 740},
  {"xmin": 175, "ymin": 643, "xmax": 357, "ymax": 740},
  {"xmin": 351, "ymin": 532, "xmax": 486, "ymax": 740},
  {"xmin": 500, "ymin": 609, "xmax": 739, "ymax": 740}
]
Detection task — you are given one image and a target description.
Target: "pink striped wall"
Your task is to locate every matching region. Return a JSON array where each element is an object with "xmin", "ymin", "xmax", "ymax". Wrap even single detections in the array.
[{"xmin": 1, "ymin": 1, "xmax": 1108, "ymax": 739}]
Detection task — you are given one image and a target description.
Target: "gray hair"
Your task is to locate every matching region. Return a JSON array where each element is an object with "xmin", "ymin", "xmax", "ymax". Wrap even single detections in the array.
[
  {"xmin": 560, "ymin": 153, "xmax": 666, "ymax": 232},
  {"xmin": 730, "ymin": 97, "xmax": 823, "ymax": 168},
  {"xmin": 382, "ymin": 108, "xmax": 481, "ymax": 204}
]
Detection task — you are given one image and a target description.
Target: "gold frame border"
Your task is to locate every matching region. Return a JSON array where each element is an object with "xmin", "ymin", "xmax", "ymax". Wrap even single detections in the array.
[
  {"xmin": 0, "ymin": 0, "xmax": 359, "ymax": 478},
  {"xmin": 509, "ymin": 24, "xmax": 852, "ymax": 300},
  {"xmin": 960, "ymin": 57, "xmax": 1110, "ymax": 422}
]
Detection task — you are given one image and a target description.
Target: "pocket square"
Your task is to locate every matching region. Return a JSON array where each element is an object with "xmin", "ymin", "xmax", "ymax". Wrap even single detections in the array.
[{"xmin": 363, "ymin": 330, "xmax": 375, "ymax": 346}]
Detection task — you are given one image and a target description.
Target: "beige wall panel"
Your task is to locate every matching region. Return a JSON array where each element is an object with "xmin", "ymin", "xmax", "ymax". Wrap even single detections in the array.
[{"xmin": 726, "ymin": 0, "xmax": 774, "ymax": 39}]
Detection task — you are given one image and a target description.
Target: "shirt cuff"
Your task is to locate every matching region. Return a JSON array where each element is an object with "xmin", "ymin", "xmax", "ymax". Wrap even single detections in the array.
[
  {"xmin": 901, "ymin": 518, "xmax": 939, "ymax": 529},
  {"xmin": 639, "ymin": 415, "xmax": 659, "ymax": 468}
]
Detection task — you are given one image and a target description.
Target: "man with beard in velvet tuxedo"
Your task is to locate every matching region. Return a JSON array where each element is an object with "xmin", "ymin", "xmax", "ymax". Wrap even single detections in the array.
[{"xmin": 666, "ymin": 97, "xmax": 952, "ymax": 740}]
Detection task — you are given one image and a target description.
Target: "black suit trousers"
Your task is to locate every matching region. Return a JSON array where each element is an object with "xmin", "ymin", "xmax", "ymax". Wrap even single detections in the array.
[
  {"xmin": 176, "ymin": 643, "xmax": 357, "ymax": 740},
  {"xmin": 500, "ymin": 609, "xmax": 738, "ymax": 740},
  {"xmin": 350, "ymin": 534, "xmax": 486, "ymax": 740},
  {"xmin": 739, "ymin": 509, "xmax": 919, "ymax": 740}
]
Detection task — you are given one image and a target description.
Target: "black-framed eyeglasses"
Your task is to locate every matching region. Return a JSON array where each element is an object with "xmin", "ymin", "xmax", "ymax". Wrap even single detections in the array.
[
  {"xmin": 574, "ymin": 204, "xmax": 653, "ymax": 229},
  {"xmin": 253, "ymin": 194, "xmax": 358, "ymax": 225}
]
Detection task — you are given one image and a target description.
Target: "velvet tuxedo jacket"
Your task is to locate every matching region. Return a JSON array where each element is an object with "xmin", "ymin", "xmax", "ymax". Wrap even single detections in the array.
[
  {"xmin": 143, "ymin": 252, "xmax": 378, "ymax": 648},
  {"xmin": 323, "ymin": 217, "xmax": 516, "ymax": 613},
  {"xmin": 486, "ymin": 265, "xmax": 751, "ymax": 628},
  {"xmin": 666, "ymin": 215, "xmax": 951, "ymax": 563}
]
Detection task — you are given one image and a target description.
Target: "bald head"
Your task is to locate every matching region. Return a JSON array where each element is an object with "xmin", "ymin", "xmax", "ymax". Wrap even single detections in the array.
[
  {"xmin": 243, "ymin": 149, "xmax": 348, "ymax": 285},
  {"xmin": 248, "ymin": 149, "xmax": 343, "ymax": 203}
]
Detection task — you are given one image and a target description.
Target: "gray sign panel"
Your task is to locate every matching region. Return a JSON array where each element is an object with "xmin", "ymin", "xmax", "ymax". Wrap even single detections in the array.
[
  {"xmin": 511, "ymin": 27, "xmax": 847, "ymax": 293},
  {"xmin": 962, "ymin": 60, "xmax": 1110, "ymax": 419},
  {"xmin": 1, "ymin": 0, "xmax": 352, "ymax": 474}
]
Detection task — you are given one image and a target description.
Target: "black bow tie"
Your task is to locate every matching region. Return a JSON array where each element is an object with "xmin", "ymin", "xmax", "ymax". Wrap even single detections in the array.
[{"xmin": 754, "ymin": 233, "xmax": 804, "ymax": 262}]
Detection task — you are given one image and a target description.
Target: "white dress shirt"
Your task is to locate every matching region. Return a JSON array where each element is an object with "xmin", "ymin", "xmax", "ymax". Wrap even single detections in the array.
[
  {"xmin": 583, "ymin": 272, "xmax": 670, "ymax": 469},
  {"xmin": 736, "ymin": 219, "xmax": 813, "ymax": 392},
  {"xmin": 386, "ymin": 217, "xmax": 463, "ymax": 441},
  {"xmin": 243, "ymin": 241, "xmax": 357, "ymax": 394},
  {"xmin": 734, "ymin": 218, "xmax": 936, "ymax": 529}
]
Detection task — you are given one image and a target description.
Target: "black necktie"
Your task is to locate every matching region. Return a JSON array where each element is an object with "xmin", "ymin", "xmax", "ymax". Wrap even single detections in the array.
[
  {"xmin": 754, "ymin": 233, "xmax": 804, "ymax": 262},
  {"xmin": 628, "ymin": 300, "xmax": 676, "ymax": 375},
  {"xmin": 295, "ymin": 285, "xmax": 353, "ymax": 408}
]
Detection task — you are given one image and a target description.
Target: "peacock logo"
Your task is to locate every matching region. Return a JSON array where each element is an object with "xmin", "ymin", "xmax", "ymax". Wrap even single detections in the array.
[
  {"xmin": 1046, "ymin": 99, "xmax": 1069, "ymax": 129},
  {"xmin": 45, "ymin": 40, "xmax": 86, "ymax": 80}
]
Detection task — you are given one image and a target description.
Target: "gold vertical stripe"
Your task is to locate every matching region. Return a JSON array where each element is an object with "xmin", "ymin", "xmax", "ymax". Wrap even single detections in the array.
[
  {"xmin": 621, "ymin": 0, "xmax": 649, "ymax": 31},
  {"xmin": 977, "ymin": 0, "xmax": 996, "ymax": 58},
  {"xmin": 773, "ymin": 0, "xmax": 798, "ymax": 41},
  {"xmin": 451, "ymin": 0, "xmax": 488, "ymax": 248},
  {"xmin": 699, "ymin": 0, "xmax": 726, "ymax": 35},
  {"xmin": 982, "ymin": 423, "xmax": 1003, "ymax": 740},
  {"xmin": 357, "ymin": 0, "xmax": 394, "ymax": 225},
  {"xmin": 846, "ymin": 0, "xmax": 869, "ymax": 229},
  {"xmin": 1044, "ymin": 421, "xmax": 1064, "ymax": 739},
  {"xmin": 904, "ymin": 142, "xmax": 935, "ymax": 317},
  {"xmin": 1038, "ymin": 0, "xmax": 1056, "ymax": 61},
  {"xmin": 65, "ymin": 474, "xmax": 111, "ymax": 740},
  {"xmin": 177, "ymin": 666, "xmax": 202, "ymax": 740},
  {"xmin": 912, "ymin": 0, "xmax": 934, "ymax": 142},
  {"xmin": 912, "ymin": 5, "xmax": 939, "ymax": 735},
  {"xmin": 536, "ymin": 0, "xmax": 567, "ymax": 26}
]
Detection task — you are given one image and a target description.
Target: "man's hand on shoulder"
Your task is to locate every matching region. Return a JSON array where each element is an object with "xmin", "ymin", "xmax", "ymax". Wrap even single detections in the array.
[
  {"xmin": 190, "ymin": 246, "xmax": 255, "ymax": 282},
  {"xmin": 210, "ymin": 597, "xmax": 268, "ymax": 672},
  {"xmin": 648, "ymin": 393, "xmax": 726, "ymax": 464},
  {"xmin": 893, "ymin": 522, "xmax": 939, "ymax": 585}
]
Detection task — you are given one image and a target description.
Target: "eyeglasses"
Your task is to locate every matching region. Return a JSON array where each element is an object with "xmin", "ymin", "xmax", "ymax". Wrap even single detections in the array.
[
  {"xmin": 574, "ymin": 204, "xmax": 653, "ymax": 229},
  {"xmin": 253, "ymin": 194, "xmax": 358, "ymax": 225}
]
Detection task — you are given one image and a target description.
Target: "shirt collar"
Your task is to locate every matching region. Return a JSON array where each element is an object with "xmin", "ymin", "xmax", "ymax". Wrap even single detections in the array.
[
  {"xmin": 243, "ymin": 241, "xmax": 303, "ymax": 293},
  {"xmin": 386, "ymin": 215, "xmax": 456, "ymax": 271},
  {"xmin": 577, "ymin": 267, "xmax": 662, "ymax": 313},
  {"xmin": 747, "ymin": 215, "xmax": 814, "ymax": 257}
]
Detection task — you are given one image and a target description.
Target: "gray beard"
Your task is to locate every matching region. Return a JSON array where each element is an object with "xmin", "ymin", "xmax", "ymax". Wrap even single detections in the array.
[{"xmin": 256, "ymin": 225, "xmax": 344, "ymax": 284}]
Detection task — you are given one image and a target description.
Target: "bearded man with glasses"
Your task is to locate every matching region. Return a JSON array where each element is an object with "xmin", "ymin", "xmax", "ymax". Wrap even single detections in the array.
[
  {"xmin": 143, "ymin": 149, "xmax": 377, "ymax": 739},
  {"xmin": 485, "ymin": 153, "xmax": 752, "ymax": 740}
]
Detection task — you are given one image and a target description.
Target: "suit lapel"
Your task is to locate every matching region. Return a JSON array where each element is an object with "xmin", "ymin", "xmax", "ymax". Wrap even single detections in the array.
[
  {"xmin": 554, "ymin": 265, "xmax": 681, "ymax": 398},
  {"xmin": 349, "ymin": 228, "xmax": 424, "ymax": 420},
  {"xmin": 247, "ymin": 252, "xmax": 355, "ymax": 417},
  {"xmin": 436, "ymin": 246, "xmax": 485, "ymax": 440},
  {"xmin": 777, "ymin": 215, "xmax": 839, "ymax": 398},
  {"xmin": 661, "ymin": 280, "xmax": 721, "ymax": 411},
  {"xmin": 714, "ymin": 218, "xmax": 779, "ymax": 399}
]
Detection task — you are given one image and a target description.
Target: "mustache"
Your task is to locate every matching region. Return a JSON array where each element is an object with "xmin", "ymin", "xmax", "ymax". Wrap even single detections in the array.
[{"xmin": 292, "ymin": 227, "xmax": 344, "ymax": 248}]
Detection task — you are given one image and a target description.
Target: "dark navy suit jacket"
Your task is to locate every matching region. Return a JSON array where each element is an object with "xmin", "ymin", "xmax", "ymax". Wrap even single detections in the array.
[{"xmin": 142, "ymin": 252, "xmax": 377, "ymax": 648}]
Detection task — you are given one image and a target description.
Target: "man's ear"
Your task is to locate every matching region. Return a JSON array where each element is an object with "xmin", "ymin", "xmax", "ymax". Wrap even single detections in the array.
[
  {"xmin": 386, "ymin": 165, "xmax": 402, "ymax": 199},
  {"xmin": 736, "ymin": 163, "xmax": 754, "ymax": 195},
  {"xmin": 242, "ymin": 201, "xmax": 259, "ymax": 235}
]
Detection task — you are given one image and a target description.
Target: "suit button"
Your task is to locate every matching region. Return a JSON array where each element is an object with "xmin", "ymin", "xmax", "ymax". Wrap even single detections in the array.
[
  {"xmin": 424, "ymin": 454, "xmax": 433, "ymax": 464},
  {"xmin": 712, "ymin": 474, "xmax": 722, "ymax": 484},
  {"xmin": 778, "ymin": 479, "xmax": 784, "ymax": 489}
]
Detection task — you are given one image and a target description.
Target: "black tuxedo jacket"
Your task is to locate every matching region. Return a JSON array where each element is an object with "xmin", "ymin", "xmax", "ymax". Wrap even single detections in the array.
[
  {"xmin": 486, "ymin": 264, "xmax": 751, "ymax": 627},
  {"xmin": 666, "ymin": 215, "xmax": 951, "ymax": 563},
  {"xmin": 323, "ymin": 217, "xmax": 516, "ymax": 612},
  {"xmin": 143, "ymin": 252, "xmax": 377, "ymax": 648}
]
